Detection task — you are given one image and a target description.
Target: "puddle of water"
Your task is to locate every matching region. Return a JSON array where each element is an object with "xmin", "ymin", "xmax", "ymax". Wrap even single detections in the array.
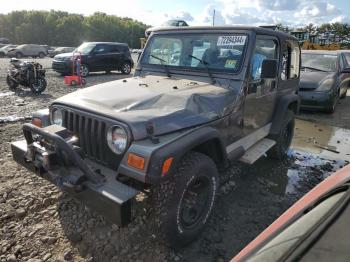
[
  {"xmin": 0, "ymin": 91, "xmax": 14, "ymax": 98},
  {"xmin": 292, "ymin": 119, "xmax": 350, "ymax": 161}
]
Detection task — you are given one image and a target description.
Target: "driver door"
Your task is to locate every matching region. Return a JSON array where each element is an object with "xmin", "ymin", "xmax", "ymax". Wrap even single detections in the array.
[{"xmin": 243, "ymin": 36, "xmax": 279, "ymax": 135}]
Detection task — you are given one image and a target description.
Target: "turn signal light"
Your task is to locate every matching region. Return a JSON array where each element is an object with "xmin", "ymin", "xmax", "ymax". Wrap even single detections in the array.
[
  {"xmin": 32, "ymin": 118, "xmax": 42, "ymax": 127},
  {"xmin": 162, "ymin": 157, "xmax": 174, "ymax": 176},
  {"xmin": 127, "ymin": 153, "xmax": 145, "ymax": 170}
]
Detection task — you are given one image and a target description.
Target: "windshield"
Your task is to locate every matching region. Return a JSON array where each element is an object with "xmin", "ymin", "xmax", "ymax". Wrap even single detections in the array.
[
  {"xmin": 75, "ymin": 43, "xmax": 95, "ymax": 55},
  {"xmin": 301, "ymin": 53, "xmax": 337, "ymax": 72},
  {"xmin": 141, "ymin": 33, "xmax": 248, "ymax": 74}
]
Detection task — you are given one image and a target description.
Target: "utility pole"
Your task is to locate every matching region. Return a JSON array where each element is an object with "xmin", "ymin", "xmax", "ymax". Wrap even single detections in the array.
[{"xmin": 213, "ymin": 9, "xmax": 215, "ymax": 26}]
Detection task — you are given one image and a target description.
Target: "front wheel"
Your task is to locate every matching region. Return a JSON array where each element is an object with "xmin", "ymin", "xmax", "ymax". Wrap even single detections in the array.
[
  {"xmin": 38, "ymin": 52, "xmax": 45, "ymax": 58},
  {"xmin": 6, "ymin": 75, "xmax": 19, "ymax": 90},
  {"xmin": 153, "ymin": 151, "xmax": 219, "ymax": 248},
  {"xmin": 80, "ymin": 64, "xmax": 89, "ymax": 77},
  {"xmin": 30, "ymin": 77, "xmax": 47, "ymax": 94},
  {"xmin": 121, "ymin": 62, "xmax": 131, "ymax": 74},
  {"xmin": 268, "ymin": 110, "xmax": 295, "ymax": 160}
]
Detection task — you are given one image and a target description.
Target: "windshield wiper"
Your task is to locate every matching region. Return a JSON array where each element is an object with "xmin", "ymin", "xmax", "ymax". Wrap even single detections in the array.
[
  {"xmin": 301, "ymin": 66, "xmax": 328, "ymax": 72},
  {"xmin": 189, "ymin": 55, "xmax": 216, "ymax": 84},
  {"xmin": 150, "ymin": 54, "xmax": 171, "ymax": 77}
]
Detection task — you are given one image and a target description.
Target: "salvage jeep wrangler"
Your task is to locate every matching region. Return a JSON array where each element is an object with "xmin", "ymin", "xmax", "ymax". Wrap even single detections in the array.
[{"xmin": 12, "ymin": 26, "xmax": 300, "ymax": 247}]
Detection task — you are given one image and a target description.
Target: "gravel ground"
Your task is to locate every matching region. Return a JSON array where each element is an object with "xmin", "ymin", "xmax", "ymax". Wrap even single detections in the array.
[{"xmin": 0, "ymin": 58, "xmax": 349, "ymax": 262}]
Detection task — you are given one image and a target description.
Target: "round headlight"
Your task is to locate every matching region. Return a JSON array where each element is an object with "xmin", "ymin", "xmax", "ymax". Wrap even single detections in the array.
[
  {"xmin": 51, "ymin": 108, "xmax": 63, "ymax": 126},
  {"xmin": 107, "ymin": 126, "xmax": 128, "ymax": 154}
]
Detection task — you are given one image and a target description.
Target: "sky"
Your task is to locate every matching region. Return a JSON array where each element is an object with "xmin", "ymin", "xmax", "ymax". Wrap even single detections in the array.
[{"xmin": 0, "ymin": 0, "xmax": 349, "ymax": 27}]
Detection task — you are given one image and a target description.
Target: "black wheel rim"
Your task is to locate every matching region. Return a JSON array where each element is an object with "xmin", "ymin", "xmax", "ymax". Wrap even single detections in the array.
[
  {"xmin": 32, "ymin": 79, "xmax": 44, "ymax": 91},
  {"xmin": 282, "ymin": 121, "xmax": 293, "ymax": 153},
  {"xmin": 179, "ymin": 176, "xmax": 211, "ymax": 229}
]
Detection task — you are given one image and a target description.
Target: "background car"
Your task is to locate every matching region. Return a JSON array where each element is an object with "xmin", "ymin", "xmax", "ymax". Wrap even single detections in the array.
[
  {"xmin": 232, "ymin": 164, "xmax": 350, "ymax": 262},
  {"xmin": 49, "ymin": 46, "xmax": 76, "ymax": 58},
  {"xmin": 7, "ymin": 44, "xmax": 48, "ymax": 58},
  {"xmin": 52, "ymin": 42, "xmax": 134, "ymax": 77},
  {"xmin": 0, "ymin": 37, "xmax": 10, "ymax": 44},
  {"xmin": 0, "ymin": 44, "xmax": 17, "ymax": 57},
  {"xmin": 145, "ymin": 19, "xmax": 189, "ymax": 37},
  {"xmin": 299, "ymin": 50, "xmax": 350, "ymax": 113}
]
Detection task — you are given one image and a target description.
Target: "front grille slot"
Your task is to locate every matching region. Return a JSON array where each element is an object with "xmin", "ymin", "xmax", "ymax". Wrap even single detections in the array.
[{"xmin": 62, "ymin": 110, "xmax": 107, "ymax": 164}]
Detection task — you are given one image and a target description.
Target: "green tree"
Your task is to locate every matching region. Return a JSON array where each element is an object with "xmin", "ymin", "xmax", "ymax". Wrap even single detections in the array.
[{"xmin": 0, "ymin": 10, "xmax": 149, "ymax": 48}]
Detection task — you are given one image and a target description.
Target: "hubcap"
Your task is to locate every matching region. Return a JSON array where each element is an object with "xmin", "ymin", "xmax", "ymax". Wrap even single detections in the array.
[{"xmin": 179, "ymin": 176, "xmax": 211, "ymax": 229}]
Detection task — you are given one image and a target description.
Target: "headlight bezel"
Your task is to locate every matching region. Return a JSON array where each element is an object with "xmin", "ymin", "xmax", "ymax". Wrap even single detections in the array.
[
  {"xmin": 50, "ymin": 107, "xmax": 63, "ymax": 126},
  {"xmin": 107, "ymin": 125, "xmax": 129, "ymax": 155}
]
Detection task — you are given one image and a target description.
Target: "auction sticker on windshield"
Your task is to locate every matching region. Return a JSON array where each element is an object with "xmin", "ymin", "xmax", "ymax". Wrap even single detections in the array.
[{"xmin": 217, "ymin": 36, "xmax": 247, "ymax": 46}]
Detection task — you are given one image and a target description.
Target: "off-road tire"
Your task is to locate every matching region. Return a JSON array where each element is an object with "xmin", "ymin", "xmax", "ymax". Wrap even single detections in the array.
[
  {"xmin": 30, "ymin": 77, "xmax": 47, "ymax": 94},
  {"xmin": 6, "ymin": 75, "xmax": 19, "ymax": 90},
  {"xmin": 152, "ymin": 151, "xmax": 219, "ymax": 248},
  {"xmin": 268, "ymin": 110, "xmax": 295, "ymax": 160},
  {"xmin": 121, "ymin": 62, "xmax": 131, "ymax": 74}
]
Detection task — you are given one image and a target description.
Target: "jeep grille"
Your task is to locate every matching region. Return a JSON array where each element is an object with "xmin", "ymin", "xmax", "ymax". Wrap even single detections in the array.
[{"xmin": 62, "ymin": 109, "xmax": 107, "ymax": 164}]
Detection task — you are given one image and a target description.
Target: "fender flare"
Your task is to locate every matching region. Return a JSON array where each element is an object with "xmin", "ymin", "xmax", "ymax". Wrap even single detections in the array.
[
  {"xmin": 146, "ymin": 126, "xmax": 227, "ymax": 184},
  {"xmin": 270, "ymin": 93, "xmax": 300, "ymax": 136}
]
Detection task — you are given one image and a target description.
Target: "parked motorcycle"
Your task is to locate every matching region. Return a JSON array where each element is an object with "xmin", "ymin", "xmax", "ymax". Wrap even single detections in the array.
[{"xmin": 6, "ymin": 58, "xmax": 47, "ymax": 94}]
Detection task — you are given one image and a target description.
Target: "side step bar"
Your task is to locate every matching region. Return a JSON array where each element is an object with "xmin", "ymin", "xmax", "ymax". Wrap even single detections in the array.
[{"xmin": 239, "ymin": 138, "xmax": 276, "ymax": 164}]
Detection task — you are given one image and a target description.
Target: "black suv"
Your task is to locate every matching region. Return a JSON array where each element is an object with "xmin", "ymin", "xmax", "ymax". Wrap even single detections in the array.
[{"xmin": 52, "ymin": 42, "xmax": 134, "ymax": 77}]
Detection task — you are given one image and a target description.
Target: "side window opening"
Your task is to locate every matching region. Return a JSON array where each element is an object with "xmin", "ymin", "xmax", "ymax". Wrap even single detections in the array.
[{"xmin": 251, "ymin": 38, "xmax": 277, "ymax": 80}]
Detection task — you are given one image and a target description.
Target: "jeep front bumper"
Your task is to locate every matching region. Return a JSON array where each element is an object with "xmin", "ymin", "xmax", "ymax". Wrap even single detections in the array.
[{"xmin": 11, "ymin": 123, "xmax": 138, "ymax": 226}]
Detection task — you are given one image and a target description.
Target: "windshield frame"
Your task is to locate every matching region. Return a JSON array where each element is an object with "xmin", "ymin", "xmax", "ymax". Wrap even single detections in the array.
[
  {"xmin": 140, "ymin": 31, "xmax": 249, "ymax": 77},
  {"xmin": 301, "ymin": 53, "xmax": 338, "ymax": 72}
]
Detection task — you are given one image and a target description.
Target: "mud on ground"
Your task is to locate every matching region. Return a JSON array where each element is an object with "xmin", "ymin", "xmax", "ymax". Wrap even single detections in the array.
[{"xmin": 0, "ymin": 58, "xmax": 349, "ymax": 262}]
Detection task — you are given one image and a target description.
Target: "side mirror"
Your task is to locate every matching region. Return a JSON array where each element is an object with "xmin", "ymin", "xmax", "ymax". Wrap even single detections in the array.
[{"xmin": 261, "ymin": 59, "xmax": 278, "ymax": 79}]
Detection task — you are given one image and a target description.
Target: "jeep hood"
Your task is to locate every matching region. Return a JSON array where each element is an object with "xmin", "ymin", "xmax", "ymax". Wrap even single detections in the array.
[{"xmin": 53, "ymin": 75, "xmax": 241, "ymax": 140}]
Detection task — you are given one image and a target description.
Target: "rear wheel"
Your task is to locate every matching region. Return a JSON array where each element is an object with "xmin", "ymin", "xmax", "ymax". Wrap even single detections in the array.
[
  {"xmin": 121, "ymin": 62, "xmax": 131, "ymax": 74},
  {"xmin": 15, "ymin": 52, "xmax": 23, "ymax": 59},
  {"xmin": 268, "ymin": 110, "xmax": 295, "ymax": 160},
  {"xmin": 152, "ymin": 151, "xmax": 219, "ymax": 248},
  {"xmin": 6, "ymin": 75, "xmax": 19, "ymax": 90},
  {"xmin": 30, "ymin": 77, "xmax": 47, "ymax": 94},
  {"xmin": 39, "ymin": 52, "xmax": 45, "ymax": 58}
]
